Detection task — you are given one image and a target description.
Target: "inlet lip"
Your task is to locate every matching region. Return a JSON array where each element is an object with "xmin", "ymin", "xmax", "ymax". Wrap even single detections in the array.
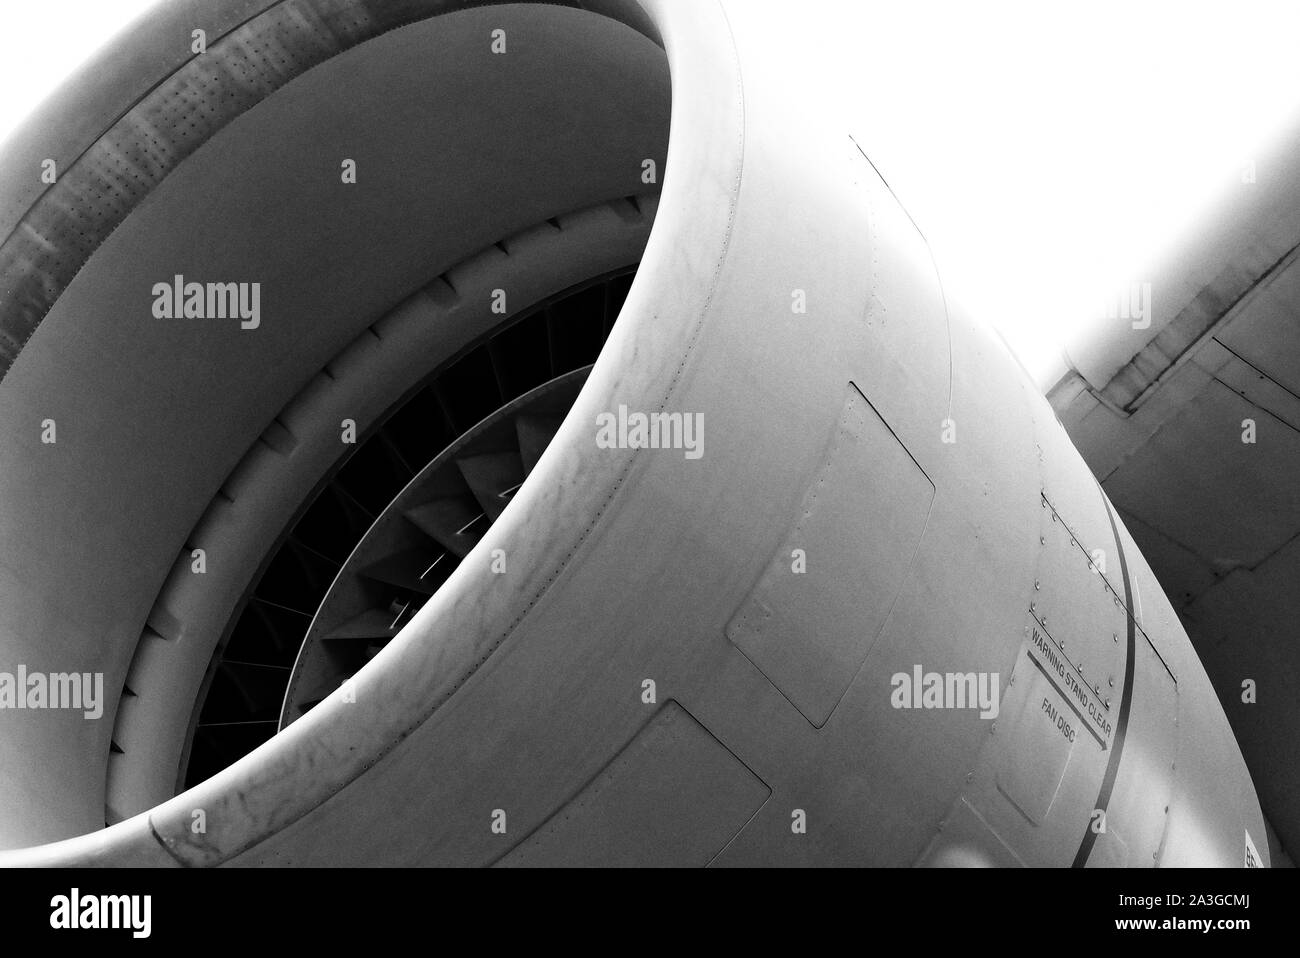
[{"xmin": 0, "ymin": 0, "xmax": 743, "ymax": 866}]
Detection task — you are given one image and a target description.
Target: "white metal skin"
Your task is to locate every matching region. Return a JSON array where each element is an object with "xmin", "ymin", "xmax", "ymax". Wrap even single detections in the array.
[
  {"xmin": 0, "ymin": 0, "xmax": 1266, "ymax": 866},
  {"xmin": 0, "ymin": 0, "xmax": 670, "ymax": 846}
]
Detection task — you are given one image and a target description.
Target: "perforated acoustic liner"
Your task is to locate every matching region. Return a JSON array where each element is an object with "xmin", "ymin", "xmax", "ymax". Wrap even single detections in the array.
[{"xmin": 0, "ymin": 0, "xmax": 659, "ymax": 376}]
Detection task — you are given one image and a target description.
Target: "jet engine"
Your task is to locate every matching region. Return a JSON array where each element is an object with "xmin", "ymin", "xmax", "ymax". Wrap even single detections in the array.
[{"xmin": 0, "ymin": 0, "xmax": 1267, "ymax": 866}]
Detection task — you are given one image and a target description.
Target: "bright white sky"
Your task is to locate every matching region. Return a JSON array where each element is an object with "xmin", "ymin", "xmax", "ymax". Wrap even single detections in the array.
[
  {"xmin": 792, "ymin": 0, "xmax": 1300, "ymax": 381},
  {"xmin": 2, "ymin": 0, "xmax": 1299, "ymax": 383},
  {"xmin": 0, "ymin": 1, "xmax": 159, "ymax": 136}
]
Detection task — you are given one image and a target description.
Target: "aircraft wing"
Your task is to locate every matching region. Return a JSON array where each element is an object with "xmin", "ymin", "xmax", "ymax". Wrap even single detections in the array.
[{"xmin": 1049, "ymin": 117, "xmax": 1300, "ymax": 865}]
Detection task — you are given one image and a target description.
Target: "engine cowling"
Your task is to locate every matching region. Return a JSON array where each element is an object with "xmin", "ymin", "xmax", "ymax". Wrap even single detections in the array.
[{"xmin": 0, "ymin": 0, "xmax": 1266, "ymax": 867}]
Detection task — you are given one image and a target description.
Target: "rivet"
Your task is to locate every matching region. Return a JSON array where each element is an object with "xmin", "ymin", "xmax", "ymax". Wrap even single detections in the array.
[
  {"xmin": 1108, "ymin": 677, "xmax": 1114, "ymax": 687},
  {"xmin": 1039, "ymin": 536, "xmax": 1046, "ymax": 545},
  {"xmin": 1034, "ymin": 580, "xmax": 1041, "ymax": 590},
  {"xmin": 1113, "ymin": 634, "xmax": 1118, "ymax": 643}
]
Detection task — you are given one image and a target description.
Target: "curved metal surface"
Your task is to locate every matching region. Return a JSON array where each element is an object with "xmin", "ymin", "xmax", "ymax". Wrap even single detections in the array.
[
  {"xmin": 0, "ymin": 0, "xmax": 1268, "ymax": 867},
  {"xmin": 0, "ymin": 0, "xmax": 668, "ymax": 846}
]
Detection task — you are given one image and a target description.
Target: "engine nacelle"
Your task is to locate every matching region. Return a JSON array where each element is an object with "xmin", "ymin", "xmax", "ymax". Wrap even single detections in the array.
[{"xmin": 0, "ymin": 0, "xmax": 1266, "ymax": 867}]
